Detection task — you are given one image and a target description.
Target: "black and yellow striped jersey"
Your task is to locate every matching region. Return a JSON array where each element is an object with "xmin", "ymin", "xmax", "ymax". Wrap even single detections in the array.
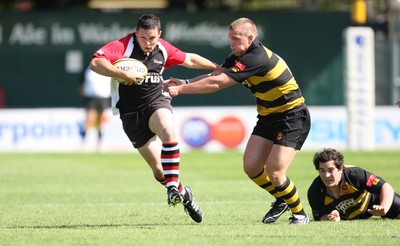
[
  {"xmin": 307, "ymin": 166, "xmax": 385, "ymax": 220},
  {"xmin": 222, "ymin": 37, "xmax": 304, "ymax": 116}
]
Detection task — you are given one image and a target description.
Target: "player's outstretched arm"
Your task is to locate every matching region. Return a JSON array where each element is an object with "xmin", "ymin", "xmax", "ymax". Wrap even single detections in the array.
[
  {"xmin": 167, "ymin": 73, "xmax": 235, "ymax": 97},
  {"xmin": 367, "ymin": 183, "xmax": 395, "ymax": 216}
]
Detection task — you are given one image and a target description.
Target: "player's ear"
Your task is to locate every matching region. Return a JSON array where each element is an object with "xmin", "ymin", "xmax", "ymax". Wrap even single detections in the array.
[{"xmin": 248, "ymin": 35, "xmax": 254, "ymax": 44}]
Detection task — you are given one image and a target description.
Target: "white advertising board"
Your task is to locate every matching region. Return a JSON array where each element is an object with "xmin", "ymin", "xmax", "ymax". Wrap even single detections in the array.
[{"xmin": 0, "ymin": 106, "xmax": 400, "ymax": 152}]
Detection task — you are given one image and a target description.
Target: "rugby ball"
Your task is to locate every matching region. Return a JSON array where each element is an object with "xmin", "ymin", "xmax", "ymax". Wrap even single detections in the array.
[{"xmin": 112, "ymin": 58, "xmax": 148, "ymax": 84}]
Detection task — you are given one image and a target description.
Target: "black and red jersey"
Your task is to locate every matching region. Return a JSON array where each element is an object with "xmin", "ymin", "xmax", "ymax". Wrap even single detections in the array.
[
  {"xmin": 307, "ymin": 166, "xmax": 385, "ymax": 220},
  {"xmin": 93, "ymin": 33, "xmax": 186, "ymax": 114}
]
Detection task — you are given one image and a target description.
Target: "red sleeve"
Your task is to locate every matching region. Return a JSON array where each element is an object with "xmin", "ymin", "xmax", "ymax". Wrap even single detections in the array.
[
  {"xmin": 92, "ymin": 33, "xmax": 132, "ymax": 63},
  {"xmin": 159, "ymin": 38, "xmax": 186, "ymax": 69}
]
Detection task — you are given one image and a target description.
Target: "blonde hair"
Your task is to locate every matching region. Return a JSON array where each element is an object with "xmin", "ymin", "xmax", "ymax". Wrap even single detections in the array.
[{"xmin": 229, "ymin": 18, "xmax": 258, "ymax": 37}]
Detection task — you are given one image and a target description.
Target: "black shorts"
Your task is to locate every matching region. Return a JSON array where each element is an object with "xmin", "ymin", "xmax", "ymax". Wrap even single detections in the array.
[
  {"xmin": 382, "ymin": 193, "xmax": 400, "ymax": 219},
  {"xmin": 252, "ymin": 105, "xmax": 311, "ymax": 150},
  {"xmin": 84, "ymin": 97, "xmax": 110, "ymax": 112},
  {"xmin": 120, "ymin": 97, "xmax": 172, "ymax": 149}
]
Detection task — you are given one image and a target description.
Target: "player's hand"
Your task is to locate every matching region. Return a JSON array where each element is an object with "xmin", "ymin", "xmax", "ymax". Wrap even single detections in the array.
[
  {"xmin": 167, "ymin": 86, "xmax": 180, "ymax": 97},
  {"xmin": 163, "ymin": 77, "xmax": 184, "ymax": 92},
  {"xmin": 367, "ymin": 205, "xmax": 386, "ymax": 216},
  {"xmin": 119, "ymin": 69, "xmax": 144, "ymax": 86},
  {"xmin": 165, "ymin": 77, "xmax": 185, "ymax": 85},
  {"xmin": 119, "ymin": 76, "xmax": 144, "ymax": 86},
  {"xmin": 327, "ymin": 210, "xmax": 340, "ymax": 222}
]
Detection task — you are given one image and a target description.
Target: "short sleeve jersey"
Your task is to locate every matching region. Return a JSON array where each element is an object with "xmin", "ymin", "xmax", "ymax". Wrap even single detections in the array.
[
  {"xmin": 93, "ymin": 33, "xmax": 186, "ymax": 114},
  {"xmin": 222, "ymin": 37, "xmax": 305, "ymax": 116},
  {"xmin": 307, "ymin": 166, "xmax": 385, "ymax": 220}
]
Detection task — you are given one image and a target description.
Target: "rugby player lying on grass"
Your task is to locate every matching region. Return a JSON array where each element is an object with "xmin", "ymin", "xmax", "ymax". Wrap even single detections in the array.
[{"xmin": 308, "ymin": 148, "xmax": 400, "ymax": 221}]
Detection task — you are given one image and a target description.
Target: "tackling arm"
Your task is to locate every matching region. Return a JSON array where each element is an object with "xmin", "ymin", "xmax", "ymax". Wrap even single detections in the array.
[{"xmin": 167, "ymin": 72, "xmax": 236, "ymax": 97}]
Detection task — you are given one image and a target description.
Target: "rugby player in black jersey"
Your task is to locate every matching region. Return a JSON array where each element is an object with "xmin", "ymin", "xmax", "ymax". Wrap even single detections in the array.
[
  {"xmin": 90, "ymin": 14, "xmax": 220, "ymax": 223},
  {"xmin": 308, "ymin": 148, "xmax": 400, "ymax": 221},
  {"xmin": 166, "ymin": 18, "xmax": 311, "ymax": 224}
]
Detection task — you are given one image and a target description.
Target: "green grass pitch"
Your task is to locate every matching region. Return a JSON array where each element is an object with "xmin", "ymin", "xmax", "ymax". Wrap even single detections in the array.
[{"xmin": 0, "ymin": 151, "xmax": 399, "ymax": 246}]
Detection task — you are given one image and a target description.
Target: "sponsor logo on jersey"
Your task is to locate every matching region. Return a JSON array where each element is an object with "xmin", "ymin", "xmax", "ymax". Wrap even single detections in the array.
[
  {"xmin": 366, "ymin": 174, "xmax": 378, "ymax": 187},
  {"xmin": 372, "ymin": 177, "xmax": 380, "ymax": 185},
  {"xmin": 140, "ymin": 72, "xmax": 163, "ymax": 84},
  {"xmin": 234, "ymin": 61, "xmax": 246, "ymax": 71},
  {"xmin": 276, "ymin": 132, "xmax": 283, "ymax": 141},
  {"xmin": 341, "ymin": 184, "xmax": 349, "ymax": 193},
  {"xmin": 153, "ymin": 59, "xmax": 163, "ymax": 64},
  {"xmin": 335, "ymin": 198, "xmax": 356, "ymax": 213}
]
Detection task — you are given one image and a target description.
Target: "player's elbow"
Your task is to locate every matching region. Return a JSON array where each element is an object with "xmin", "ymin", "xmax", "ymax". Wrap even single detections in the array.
[
  {"xmin": 89, "ymin": 58, "xmax": 106, "ymax": 71},
  {"xmin": 182, "ymin": 53, "xmax": 197, "ymax": 67},
  {"xmin": 89, "ymin": 59, "xmax": 99, "ymax": 71},
  {"xmin": 381, "ymin": 183, "xmax": 395, "ymax": 200}
]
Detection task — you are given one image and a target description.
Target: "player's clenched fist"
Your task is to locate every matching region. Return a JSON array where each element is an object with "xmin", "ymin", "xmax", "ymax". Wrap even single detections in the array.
[
  {"xmin": 164, "ymin": 77, "xmax": 185, "ymax": 97},
  {"xmin": 167, "ymin": 86, "xmax": 180, "ymax": 97}
]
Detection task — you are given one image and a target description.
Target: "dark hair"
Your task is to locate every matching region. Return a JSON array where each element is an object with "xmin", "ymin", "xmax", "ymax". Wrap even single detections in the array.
[
  {"xmin": 136, "ymin": 14, "xmax": 161, "ymax": 31},
  {"xmin": 312, "ymin": 148, "xmax": 344, "ymax": 170}
]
